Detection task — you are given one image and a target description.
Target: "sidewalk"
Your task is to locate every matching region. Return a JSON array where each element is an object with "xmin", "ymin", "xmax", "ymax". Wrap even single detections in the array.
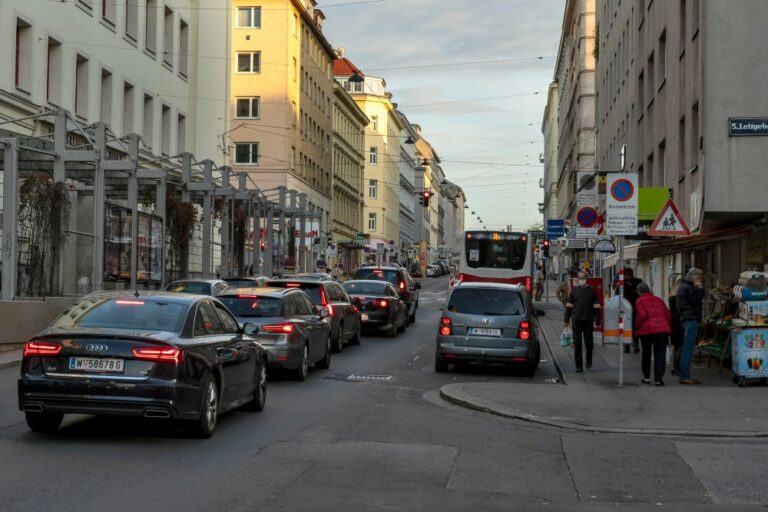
[
  {"xmin": 0, "ymin": 344, "xmax": 22, "ymax": 370},
  {"xmin": 441, "ymin": 285, "xmax": 768, "ymax": 437}
]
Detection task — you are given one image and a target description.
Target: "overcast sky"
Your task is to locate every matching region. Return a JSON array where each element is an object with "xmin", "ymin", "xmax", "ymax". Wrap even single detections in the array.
[{"xmin": 323, "ymin": 0, "xmax": 565, "ymax": 232}]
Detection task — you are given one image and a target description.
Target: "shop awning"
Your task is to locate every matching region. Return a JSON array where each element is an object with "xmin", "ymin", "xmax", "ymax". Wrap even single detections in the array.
[{"xmin": 602, "ymin": 243, "xmax": 641, "ymax": 269}]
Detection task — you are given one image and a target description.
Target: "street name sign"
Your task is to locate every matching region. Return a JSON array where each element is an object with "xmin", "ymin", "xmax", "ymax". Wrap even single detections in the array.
[
  {"xmin": 729, "ymin": 118, "xmax": 768, "ymax": 137},
  {"xmin": 648, "ymin": 199, "xmax": 691, "ymax": 237},
  {"xmin": 577, "ymin": 171, "xmax": 598, "ymax": 207},
  {"xmin": 606, "ymin": 174, "xmax": 638, "ymax": 236},
  {"xmin": 546, "ymin": 219, "xmax": 566, "ymax": 239}
]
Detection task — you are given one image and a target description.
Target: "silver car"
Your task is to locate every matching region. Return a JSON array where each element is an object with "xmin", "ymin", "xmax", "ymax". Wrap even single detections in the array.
[
  {"xmin": 217, "ymin": 287, "xmax": 332, "ymax": 381},
  {"xmin": 435, "ymin": 283, "xmax": 540, "ymax": 375}
]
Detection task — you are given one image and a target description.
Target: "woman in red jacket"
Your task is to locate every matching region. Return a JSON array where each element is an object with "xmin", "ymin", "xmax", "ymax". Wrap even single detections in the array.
[{"xmin": 635, "ymin": 282, "xmax": 672, "ymax": 386}]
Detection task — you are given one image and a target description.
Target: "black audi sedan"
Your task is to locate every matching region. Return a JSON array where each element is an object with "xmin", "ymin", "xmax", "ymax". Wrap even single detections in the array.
[
  {"xmin": 18, "ymin": 291, "xmax": 268, "ymax": 438},
  {"xmin": 342, "ymin": 280, "xmax": 407, "ymax": 337}
]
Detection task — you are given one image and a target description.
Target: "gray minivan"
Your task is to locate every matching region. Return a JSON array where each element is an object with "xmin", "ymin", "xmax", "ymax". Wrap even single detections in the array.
[{"xmin": 435, "ymin": 283, "xmax": 540, "ymax": 375}]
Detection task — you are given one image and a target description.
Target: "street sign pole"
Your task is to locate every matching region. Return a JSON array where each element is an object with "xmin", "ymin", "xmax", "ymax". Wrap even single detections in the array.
[{"xmin": 618, "ymin": 242, "xmax": 624, "ymax": 386}]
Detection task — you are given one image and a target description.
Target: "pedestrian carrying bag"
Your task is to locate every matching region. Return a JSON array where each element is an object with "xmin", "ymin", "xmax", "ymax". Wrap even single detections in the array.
[{"xmin": 560, "ymin": 326, "xmax": 573, "ymax": 347}]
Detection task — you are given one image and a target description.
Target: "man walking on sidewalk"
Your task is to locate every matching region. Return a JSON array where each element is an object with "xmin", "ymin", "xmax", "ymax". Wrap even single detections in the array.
[
  {"xmin": 677, "ymin": 268, "xmax": 706, "ymax": 385},
  {"xmin": 564, "ymin": 271, "xmax": 602, "ymax": 372}
]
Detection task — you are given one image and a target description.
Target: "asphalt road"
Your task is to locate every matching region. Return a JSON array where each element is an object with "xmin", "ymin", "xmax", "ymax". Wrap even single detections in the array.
[{"xmin": 1, "ymin": 276, "xmax": 766, "ymax": 511}]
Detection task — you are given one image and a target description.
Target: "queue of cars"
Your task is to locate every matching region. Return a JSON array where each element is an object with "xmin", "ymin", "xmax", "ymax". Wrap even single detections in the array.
[
  {"xmin": 425, "ymin": 262, "xmax": 450, "ymax": 278},
  {"xmin": 17, "ymin": 265, "xmax": 420, "ymax": 438}
]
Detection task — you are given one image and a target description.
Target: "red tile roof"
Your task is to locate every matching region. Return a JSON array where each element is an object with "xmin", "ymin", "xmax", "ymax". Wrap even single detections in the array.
[{"xmin": 333, "ymin": 58, "xmax": 363, "ymax": 78}]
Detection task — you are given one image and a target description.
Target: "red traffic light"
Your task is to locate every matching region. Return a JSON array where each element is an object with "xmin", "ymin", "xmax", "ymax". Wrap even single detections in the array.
[
  {"xmin": 543, "ymin": 240, "xmax": 550, "ymax": 247},
  {"xmin": 422, "ymin": 191, "xmax": 432, "ymax": 198}
]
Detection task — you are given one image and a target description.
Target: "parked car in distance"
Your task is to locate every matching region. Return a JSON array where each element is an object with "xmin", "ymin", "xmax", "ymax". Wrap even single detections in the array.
[
  {"xmin": 165, "ymin": 279, "xmax": 230, "ymax": 297},
  {"xmin": 268, "ymin": 279, "xmax": 361, "ymax": 352},
  {"xmin": 217, "ymin": 287, "xmax": 332, "ymax": 380},
  {"xmin": 425, "ymin": 266, "xmax": 437, "ymax": 278},
  {"xmin": 353, "ymin": 265, "xmax": 420, "ymax": 323},
  {"xmin": 224, "ymin": 276, "xmax": 270, "ymax": 289},
  {"xmin": 343, "ymin": 280, "xmax": 407, "ymax": 338},
  {"xmin": 18, "ymin": 291, "xmax": 268, "ymax": 438},
  {"xmin": 435, "ymin": 283, "xmax": 540, "ymax": 376}
]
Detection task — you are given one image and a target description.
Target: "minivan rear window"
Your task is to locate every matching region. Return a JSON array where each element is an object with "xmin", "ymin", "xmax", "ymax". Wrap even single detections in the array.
[
  {"xmin": 446, "ymin": 288, "xmax": 525, "ymax": 316},
  {"xmin": 354, "ymin": 269, "xmax": 400, "ymax": 286},
  {"xmin": 270, "ymin": 282, "xmax": 323, "ymax": 304}
]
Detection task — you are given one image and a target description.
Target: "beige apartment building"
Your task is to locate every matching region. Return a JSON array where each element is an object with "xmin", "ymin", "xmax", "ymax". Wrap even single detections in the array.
[
  {"xmin": 541, "ymin": 82, "xmax": 560, "ymax": 225},
  {"xmin": 330, "ymin": 77, "xmax": 368, "ymax": 274},
  {"xmin": 229, "ymin": 0, "xmax": 335, "ymax": 270},
  {"xmin": 551, "ymin": 0, "xmax": 597, "ymax": 226},
  {"xmin": 334, "ymin": 66, "xmax": 403, "ymax": 264},
  {"xmin": 596, "ymin": 0, "xmax": 768, "ymax": 290}
]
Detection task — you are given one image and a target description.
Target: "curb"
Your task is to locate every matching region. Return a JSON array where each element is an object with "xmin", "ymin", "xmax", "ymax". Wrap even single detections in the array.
[
  {"xmin": 439, "ymin": 383, "xmax": 768, "ymax": 438},
  {"xmin": 535, "ymin": 310, "xmax": 567, "ymax": 386},
  {"xmin": 0, "ymin": 359, "xmax": 21, "ymax": 370}
]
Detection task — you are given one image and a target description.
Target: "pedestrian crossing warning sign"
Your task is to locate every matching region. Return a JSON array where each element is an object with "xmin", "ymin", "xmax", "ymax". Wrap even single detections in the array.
[{"xmin": 648, "ymin": 199, "xmax": 691, "ymax": 237}]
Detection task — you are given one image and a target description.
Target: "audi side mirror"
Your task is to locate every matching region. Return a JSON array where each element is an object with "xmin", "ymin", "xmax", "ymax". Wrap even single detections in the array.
[
  {"xmin": 241, "ymin": 323, "xmax": 259, "ymax": 336},
  {"xmin": 438, "ymin": 305, "xmax": 445, "ymax": 311}
]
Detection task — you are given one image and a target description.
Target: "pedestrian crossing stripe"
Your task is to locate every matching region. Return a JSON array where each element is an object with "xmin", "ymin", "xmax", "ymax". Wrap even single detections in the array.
[{"xmin": 648, "ymin": 199, "xmax": 691, "ymax": 237}]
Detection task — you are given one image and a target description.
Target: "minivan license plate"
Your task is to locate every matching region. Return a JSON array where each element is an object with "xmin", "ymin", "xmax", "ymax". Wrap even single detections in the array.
[
  {"xmin": 468, "ymin": 328, "xmax": 501, "ymax": 337},
  {"xmin": 69, "ymin": 357, "xmax": 124, "ymax": 373}
]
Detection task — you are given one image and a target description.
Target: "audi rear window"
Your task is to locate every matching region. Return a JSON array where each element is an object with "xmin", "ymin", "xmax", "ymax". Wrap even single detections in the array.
[
  {"xmin": 354, "ymin": 269, "xmax": 400, "ymax": 285},
  {"xmin": 446, "ymin": 288, "xmax": 525, "ymax": 316},
  {"xmin": 270, "ymin": 282, "xmax": 323, "ymax": 304},
  {"xmin": 219, "ymin": 296, "xmax": 284, "ymax": 318},
  {"xmin": 52, "ymin": 298, "xmax": 188, "ymax": 332},
  {"xmin": 343, "ymin": 281, "xmax": 389, "ymax": 295}
]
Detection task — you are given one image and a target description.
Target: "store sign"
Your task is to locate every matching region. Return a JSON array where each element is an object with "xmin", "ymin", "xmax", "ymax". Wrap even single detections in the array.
[
  {"xmin": 606, "ymin": 174, "xmax": 638, "ymax": 236},
  {"xmin": 729, "ymin": 118, "xmax": 768, "ymax": 137},
  {"xmin": 576, "ymin": 171, "xmax": 599, "ymax": 207},
  {"xmin": 627, "ymin": 188, "xmax": 670, "ymax": 240}
]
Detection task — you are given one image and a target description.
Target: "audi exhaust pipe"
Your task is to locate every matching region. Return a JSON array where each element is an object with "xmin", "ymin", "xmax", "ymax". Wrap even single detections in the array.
[
  {"xmin": 22, "ymin": 404, "xmax": 44, "ymax": 413},
  {"xmin": 144, "ymin": 409, "xmax": 171, "ymax": 419}
]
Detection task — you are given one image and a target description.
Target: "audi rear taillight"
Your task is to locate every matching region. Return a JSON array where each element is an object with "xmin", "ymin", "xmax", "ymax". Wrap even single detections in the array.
[
  {"xmin": 439, "ymin": 317, "xmax": 452, "ymax": 336},
  {"xmin": 519, "ymin": 321, "xmax": 531, "ymax": 340},
  {"xmin": 132, "ymin": 347, "xmax": 184, "ymax": 364},
  {"xmin": 23, "ymin": 341, "xmax": 62, "ymax": 357},
  {"xmin": 262, "ymin": 323, "xmax": 295, "ymax": 334},
  {"xmin": 379, "ymin": 300, "xmax": 389, "ymax": 308}
]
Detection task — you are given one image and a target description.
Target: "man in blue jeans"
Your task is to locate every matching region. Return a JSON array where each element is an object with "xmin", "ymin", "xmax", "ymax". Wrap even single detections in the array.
[{"xmin": 676, "ymin": 268, "xmax": 706, "ymax": 384}]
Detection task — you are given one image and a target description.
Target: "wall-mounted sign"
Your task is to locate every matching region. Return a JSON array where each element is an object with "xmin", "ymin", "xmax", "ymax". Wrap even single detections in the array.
[{"xmin": 729, "ymin": 118, "xmax": 768, "ymax": 137}]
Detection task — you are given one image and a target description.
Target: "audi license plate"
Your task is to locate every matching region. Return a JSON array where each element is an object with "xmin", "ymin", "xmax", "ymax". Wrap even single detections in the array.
[
  {"xmin": 69, "ymin": 357, "xmax": 124, "ymax": 373},
  {"xmin": 361, "ymin": 314, "xmax": 369, "ymax": 321},
  {"xmin": 468, "ymin": 327, "xmax": 501, "ymax": 337}
]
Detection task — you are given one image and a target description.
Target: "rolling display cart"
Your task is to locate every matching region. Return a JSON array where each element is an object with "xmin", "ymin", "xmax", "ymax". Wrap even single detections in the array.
[{"xmin": 731, "ymin": 272, "xmax": 768, "ymax": 387}]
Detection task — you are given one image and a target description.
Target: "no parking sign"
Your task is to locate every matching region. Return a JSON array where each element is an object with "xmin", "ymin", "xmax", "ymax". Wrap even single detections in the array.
[{"xmin": 606, "ymin": 174, "xmax": 638, "ymax": 236}]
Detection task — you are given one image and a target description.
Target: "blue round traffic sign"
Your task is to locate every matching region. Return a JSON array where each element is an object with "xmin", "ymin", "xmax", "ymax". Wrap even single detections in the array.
[
  {"xmin": 611, "ymin": 178, "xmax": 634, "ymax": 202},
  {"xmin": 577, "ymin": 207, "xmax": 598, "ymax": 228}
]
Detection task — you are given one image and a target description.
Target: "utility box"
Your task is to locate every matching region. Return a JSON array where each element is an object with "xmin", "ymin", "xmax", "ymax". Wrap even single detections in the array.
[{"xmin": 603, "ymin": 295, "xmax": 633, "ymax": 345}]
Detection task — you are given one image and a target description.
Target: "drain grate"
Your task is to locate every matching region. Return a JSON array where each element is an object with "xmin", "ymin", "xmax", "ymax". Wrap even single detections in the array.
[
  {"xmin": 533, "ymin": 377, "xmax": 561, "ymax": 384},
  {"xmin": 348, "ymin": 374, "xmax": 393, "ymax": 382}
]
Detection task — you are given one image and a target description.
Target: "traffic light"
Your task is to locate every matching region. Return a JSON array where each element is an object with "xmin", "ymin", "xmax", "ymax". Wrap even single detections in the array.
[
  {"xmin": 543, "ymin": 239, "xmax": 550, "ymax": 257},
  {"xmin": 420, "ymin": 191, "xmax": 432, "ymax": 207}
]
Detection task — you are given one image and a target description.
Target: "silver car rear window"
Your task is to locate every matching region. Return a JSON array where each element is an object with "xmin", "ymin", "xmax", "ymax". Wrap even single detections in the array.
[{"xmin": 446, "ymin": 288, "xmax": 525, "ymax": 316}]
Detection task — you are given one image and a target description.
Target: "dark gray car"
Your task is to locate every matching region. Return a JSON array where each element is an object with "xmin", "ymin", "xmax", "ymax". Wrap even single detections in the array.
[
  {"xmin": 435, "ymin": 283, "xmax": 540, "ymax": 375},
  {"xmin": 217, "ymin": 287, "xmax": 332, "ymax": 381},
  {"xmin": 166, "ymin": 279, "xmax": 230, "ymax": 297}
]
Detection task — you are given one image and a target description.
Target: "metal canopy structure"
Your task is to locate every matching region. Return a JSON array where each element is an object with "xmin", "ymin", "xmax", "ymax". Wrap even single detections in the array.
[{"xmin": 0, "ymin": 108, "xmax": 315, "ymax": 300}]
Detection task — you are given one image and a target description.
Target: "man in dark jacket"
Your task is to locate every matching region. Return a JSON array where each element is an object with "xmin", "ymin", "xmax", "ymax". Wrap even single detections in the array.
[
  {"xmin": 565, "ymin": 271, "xmax": 602, "ymax": 372},
  {"xmin": 676, "ymin": 268, "xmax": 706, "ymax": 384}
]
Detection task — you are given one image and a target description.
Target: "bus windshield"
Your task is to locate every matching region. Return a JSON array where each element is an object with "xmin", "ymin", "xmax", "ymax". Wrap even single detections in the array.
[{"xmin": 464, "ymin": 231, "xmax": 527, "ymax": 270}]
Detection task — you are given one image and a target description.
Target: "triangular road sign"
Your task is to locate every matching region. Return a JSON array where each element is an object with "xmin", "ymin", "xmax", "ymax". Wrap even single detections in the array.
[{"xmin": 648, "ymin": 199, "xmax": 691, "ymax": 237}]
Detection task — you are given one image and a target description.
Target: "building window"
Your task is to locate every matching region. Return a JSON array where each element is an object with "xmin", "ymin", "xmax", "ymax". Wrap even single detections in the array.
[
  {"xmin": 369, "ymin": 147, "xmax": 378, "ymax": 165},
  {"xmin": 143, "ymin": 93, "xmax": 154, "ymax": 147},
  {"xmin": 75, "ymin": 54, "xmax": 90, "ymax": 119},
  {"xmin": 14, "ymin": 19, "xmax": 32, "ymax": 92},
  {"xmin": 692, "ymin": 0, "xmax": 700, "ymax": 36},
  {"xmin": 637, "ymin": 70, "xmax": 645, "ymax": 112},
  {"xmin": 371, "ymin": 115, "xmax": 378, "ymax": 132},
  {"xmin": 353, "ymin": 81, "xmax": 363, "ymax": 93},
  {"xmin": 658, "ymin": 30, "xmax": 667, "ymax": 85},
  {"xmin": 102, "ymin": 0, "xmax": 116, "ymax": 26},
  {"xmin": 179, "ymin": 19, "xmax": 189, "ymax": 77},
  {"xmin": 237, "ymin": 52, "xmax": 261, "ymax": 73},
  {"xmin": 235, "ymin": 143, "xmax": 259, "ymax": 164},
  {"xmin": 293, "ymin": 13, "xmax": 298, "ymax": 37},
  {"xmin": 369, "ymin": 179, "xmax": 377, "ymax": 199},
  {"xmin": 236, "ymin": 6, "xmax": 262, "ymax": 28},
  {"xmin": 368, "ymin": 213, "xmax": 377, "ymax": 232},
  {"xmin": 77, "ymin": 0, "xmax": 93, "ymax": 12},
  {"xmin": 678, "ymin": 117, "xmax": 686, "ymax": 175},
  {"xmin": 125, "ymin": 0, "xmax": 139, "ymax": 42},
  {"xmin": 145, "ymin": 0, "xmax": 158, "ymax": 55},
  {"xmin": 163, "ymin": 7, "xmax": 174, "ymax": 68},
  {"xmin": 691, "ymin": 102, "xmax": 699, "ymax": 167},
  {"xmin": 100, "ymin": 69, "xmax": 112, "ymax": 124},
  {"xmin": 123, "ymin": 82, "xmax": 134, "ymax": 135},
  {"xmin": 646, "ymin": 154, "xmax": 654, "ymax": 188},
  {"xmin": 646, "ymin": 52, "xmax": 654, "ymax": 103},
  {"xmin": 161, "ymin": 104, "xmax": 171, "ymax": 155},
  {"xmin": 658, "ymin": 140, "xmax": 666, "ymax": 185},
  {"xmin": 292, "ymin": 101, "xmax": 297, "ymax": 127},
  {"xmin": 46, "ymin": 37, "xmax": 63, "ymax": 104},
  {"xmin": 679, "ymin": 0, "xmax": 686, "ymax": 53},
  {"xmin": 291, "ymin": 146, "xmax": 296, "ymax": 169},
  {"xmin": 236, "ymin": 97, "xmax": 260, "ymax": 119},
  {"xmin": 177, "ymin": 113, "xmax": 186, "ymax": 153}
]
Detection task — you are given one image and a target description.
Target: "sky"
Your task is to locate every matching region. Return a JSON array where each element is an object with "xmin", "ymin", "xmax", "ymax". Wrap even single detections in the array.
[{"xmin": 322, "ymin": 0, "xmax": 565, "ymax": 232}]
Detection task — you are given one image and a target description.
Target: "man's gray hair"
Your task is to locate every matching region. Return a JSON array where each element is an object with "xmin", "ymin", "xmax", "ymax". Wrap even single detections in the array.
[{"xmin": 686, "ymin": 267, "xmax": 703, "ymax": 281}]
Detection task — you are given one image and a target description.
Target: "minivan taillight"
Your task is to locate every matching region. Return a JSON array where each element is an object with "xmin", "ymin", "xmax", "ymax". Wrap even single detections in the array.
[
  {"xmin": 132, "ymin": 347, "xmax": 184, "ymax": 364},
  {"xmin": 23, "ymin": 341, "xmax": 62, "ymax": 357},
  {"xmin": 525, "ymin": 276, "xmax": 532, "ymax": 291},
  {"xmin": 398, "ymin": 281, "xmax": 405, "ymax": 291},
  {"xmin": 519, "ymin": 321, "xmax": 531, "ymax": 340},
  {"xmin": 439, "ymin": 317, "xmax": 452, "ymax": 336}
]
